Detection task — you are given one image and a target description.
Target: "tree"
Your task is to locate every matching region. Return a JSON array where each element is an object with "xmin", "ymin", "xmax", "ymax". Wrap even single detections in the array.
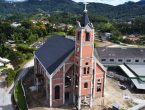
[
  {"xmin": 8, "ymin": 51, "xmax": 24, "ymax": 68},
  {"xmin": 99, "ymin": 22, "xmax": 114, "ymax": 32},
  {"xmin": 21, "ymin": 21, "xmax": 33, "ymax": 29}
]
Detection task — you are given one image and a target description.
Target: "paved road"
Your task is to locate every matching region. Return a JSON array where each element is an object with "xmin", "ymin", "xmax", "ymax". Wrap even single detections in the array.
[{"xmin": 0, "ymin": 59, "xmax": 34, "ymax": 110}]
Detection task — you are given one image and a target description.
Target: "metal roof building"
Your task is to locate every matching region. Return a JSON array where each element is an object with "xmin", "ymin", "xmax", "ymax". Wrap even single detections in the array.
[
  {"xmin": 96, "ymin": 47, "xmax": 145, "ymax": 58},
  {"xmin": 96, "ymin": 47, "xmax": 145, "ymax": 65},
  {"xmin": 119, "ymin": 64, "xmax": 145, "ymax": 90}
]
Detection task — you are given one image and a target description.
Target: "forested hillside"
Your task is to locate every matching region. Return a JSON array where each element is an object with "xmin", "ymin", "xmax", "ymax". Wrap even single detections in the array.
[{"xmin": 0, "ymin": 0, "xmax": 145, "ymax": 20}]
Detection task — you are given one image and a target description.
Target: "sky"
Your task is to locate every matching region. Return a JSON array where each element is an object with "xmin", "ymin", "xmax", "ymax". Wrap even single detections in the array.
[
  {"xmin": 73, "ymin": 0, "xmax": 140, "ymax": 6},
  {"xmin": 5, "ymin": 0, "xmax": 141, "ymax": 6}
]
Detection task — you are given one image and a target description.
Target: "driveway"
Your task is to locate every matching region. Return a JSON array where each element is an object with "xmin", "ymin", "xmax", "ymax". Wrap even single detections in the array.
[{"xmin": 0, "ymin": 59, "xmax": 34, "ymax": 110}]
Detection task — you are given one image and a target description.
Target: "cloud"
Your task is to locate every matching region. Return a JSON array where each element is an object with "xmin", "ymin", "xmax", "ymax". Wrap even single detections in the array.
[{"xmin": 73, "ymin": 0, "xmax": 140, "ymax": 6}]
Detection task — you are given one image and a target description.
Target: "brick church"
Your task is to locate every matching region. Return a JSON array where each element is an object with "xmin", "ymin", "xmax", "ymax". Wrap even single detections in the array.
[{"xmin": 34, "ymin": 4, "xmax": 106, "ymax": 110}]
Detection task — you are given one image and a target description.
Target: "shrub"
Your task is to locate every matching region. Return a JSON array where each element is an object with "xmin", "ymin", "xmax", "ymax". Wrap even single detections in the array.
[
  {"xmin": 8, "ymin": 51, "xmax": 25, "ymax": 68},
  {"xmin": 25, "ymin": 53, "xmax": 33, "ymax": 60},
  {"xmin": 17, "ymin": 44, "xmax": 36, "ymax": 53},
  {"xmin": 94, "ymin": 41, "xmax": 97, "ymax": 48},
  {"xmin": 5, "ymin": 69, "xmax": 16, "ymax": 86}
]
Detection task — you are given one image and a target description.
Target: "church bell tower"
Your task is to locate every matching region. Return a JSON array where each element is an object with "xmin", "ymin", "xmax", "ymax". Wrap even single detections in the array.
[{"xmin": 74, "ymin": 2, "xmax": 95, "ymax": 110}]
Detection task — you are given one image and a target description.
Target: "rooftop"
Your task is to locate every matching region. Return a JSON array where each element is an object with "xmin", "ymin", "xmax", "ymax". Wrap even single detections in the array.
[
  {"xmin": 79, "ymin": 2, "xmax": 93, "ymax": 28},
  {"xmin": 96, "ymin": 47, "xmax": 145, "ymax": 58},
  {"xmin": 119, "ymin": 64, "xmax": 145, "ymax": 90},
  {"xmin": 126, "ymin": 64, "xmax": 145, "ymax": 77},
  {"xmin": 35, "ymin": 36, "xmax": 106, "ymax": 75},
  {"xmin": 80, "ymin": 12, "xmax": 91, "ymax": 27},
  {"xmin": 35, "ymin": 36, "xmax": 75, "ymax": 75}
]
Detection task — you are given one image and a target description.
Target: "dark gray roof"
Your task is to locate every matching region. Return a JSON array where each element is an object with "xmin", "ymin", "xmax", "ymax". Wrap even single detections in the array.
[
  {"xmin": 35, "ymin": 36, "xmax": 75, "ymax": 75},
  {"xmin": 80, "ymin": 12, "xmax": 93, "ymax": 28},
  {"xmin": 96, "ymin": 47, "xmax": 145, "ymax": 58}
]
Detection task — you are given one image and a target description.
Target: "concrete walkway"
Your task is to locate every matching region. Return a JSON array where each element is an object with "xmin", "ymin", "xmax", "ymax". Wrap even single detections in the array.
[{"xmin": 0, "ymin": 59, "xmax": 34, "ymax": 110}]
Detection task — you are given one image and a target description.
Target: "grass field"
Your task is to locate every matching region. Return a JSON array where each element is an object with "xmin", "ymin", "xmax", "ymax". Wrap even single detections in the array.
[{"xmin": 14, "ymin": 81, "xmax": 28, "ymax": 110}]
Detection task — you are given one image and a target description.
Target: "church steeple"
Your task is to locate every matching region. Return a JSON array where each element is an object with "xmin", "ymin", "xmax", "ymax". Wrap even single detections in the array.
[
  {"xmin": 74, "ymin": 1, "xmax": 95, "ymax": 110},
  {"xmin": 79, "ymin": 1, "xmax": 93, "ymax": 28},
  {"xmin": 80, "ymin": 12, "xmax": 91, "ymax": 27}
]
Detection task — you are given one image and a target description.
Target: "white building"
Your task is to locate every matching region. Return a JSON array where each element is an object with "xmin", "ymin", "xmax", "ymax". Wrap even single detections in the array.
[
  {"xmin": 11, "ymin": 22, "xmax": 21, "ymax": 27},
  {"xmin": 96, "ymin": 47, "xmax": 145, "ymax": 66}
]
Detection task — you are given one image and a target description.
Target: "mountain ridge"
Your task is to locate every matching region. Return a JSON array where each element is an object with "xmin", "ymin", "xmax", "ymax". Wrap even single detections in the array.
[{"xmin": 0, "ymin": 0, "xmax": 145, "ymax": 20}]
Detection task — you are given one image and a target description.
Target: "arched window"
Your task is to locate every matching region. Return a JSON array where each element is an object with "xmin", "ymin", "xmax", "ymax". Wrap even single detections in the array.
[
  {"xmin": 85, "ymin": 32, "xmax": 90, "ymax": 41},
  {"xmin": 84, "ymin": 82, "xmax": 88, "ymax": 88},
  {"xmin": 77, "ymin": 31, "xmax": 81, "ymax": 41},
  {"xmin": 87, "ymin": 67, "xmax": 90, "ymax": 74},
  {"xmin": 75, "ymin": 75, "xmax": 78, "ymax": 87},
  {"xmin": 97, "ymin": 83, "xmax": 101, "ymax": 92},
  {"xmin": 55, "ymin": 85, "xmax": 60, "ymax": 99},
  {"xmin": 65, "ymin": 76, "xmax": 71, "ymax": 88},
  {"xmin": 84, "ymin": 67, "xmax": 86, "ymax": 74},
  {"xmin": 85, "ymin": 62, "xmax": 88, "ymax": 65}
]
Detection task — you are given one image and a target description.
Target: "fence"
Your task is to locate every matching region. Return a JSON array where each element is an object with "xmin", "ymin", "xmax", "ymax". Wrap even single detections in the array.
[{"xmin": 21, "ymin": 79, "xmax": 29, "ymax": 109}]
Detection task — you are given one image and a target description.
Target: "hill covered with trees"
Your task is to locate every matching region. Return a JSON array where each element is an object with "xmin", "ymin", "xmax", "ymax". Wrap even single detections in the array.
[{"xmin": 0, "ymin": 0, "xmax": 145, "ymax": 21}]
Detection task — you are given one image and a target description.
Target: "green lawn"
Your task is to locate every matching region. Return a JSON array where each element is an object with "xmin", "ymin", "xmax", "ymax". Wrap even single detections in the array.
[{"xmin": 14, "ymin": 81, "xmax": 28, "ymax": 110}]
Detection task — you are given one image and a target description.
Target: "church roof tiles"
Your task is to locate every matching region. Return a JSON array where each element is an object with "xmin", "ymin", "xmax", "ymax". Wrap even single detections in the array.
[{"xmin": 35, "ymin": 36, "xmax": 75, "ymax": 75}]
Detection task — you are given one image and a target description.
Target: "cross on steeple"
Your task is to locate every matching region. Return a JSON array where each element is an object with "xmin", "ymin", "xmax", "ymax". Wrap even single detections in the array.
[{"xmin": 84, "ymin": 0, "xmax": 88, "ymax": 13}]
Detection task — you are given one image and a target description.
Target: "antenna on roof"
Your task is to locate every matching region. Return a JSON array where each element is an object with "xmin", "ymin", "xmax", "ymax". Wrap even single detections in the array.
[{"xmin": 84, "ymin": 0, "xmax": 88, "ymax": 13}]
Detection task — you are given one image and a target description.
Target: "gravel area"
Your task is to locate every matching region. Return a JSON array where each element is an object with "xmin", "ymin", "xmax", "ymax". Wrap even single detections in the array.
[{"xmin": 24, "ymin": 73, "xmax": 145, "ymax": 110}]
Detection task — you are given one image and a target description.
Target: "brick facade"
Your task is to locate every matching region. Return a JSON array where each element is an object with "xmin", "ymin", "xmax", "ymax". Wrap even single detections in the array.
[{"xmin": 34, "ymin": 8, "xmax": 106, "ymax": 109}]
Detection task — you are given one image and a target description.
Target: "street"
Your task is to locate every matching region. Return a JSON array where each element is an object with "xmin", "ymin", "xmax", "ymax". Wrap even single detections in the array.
[{"xmin": 0, "ymin": 59, "xmax": 34, "ymax": 110}]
